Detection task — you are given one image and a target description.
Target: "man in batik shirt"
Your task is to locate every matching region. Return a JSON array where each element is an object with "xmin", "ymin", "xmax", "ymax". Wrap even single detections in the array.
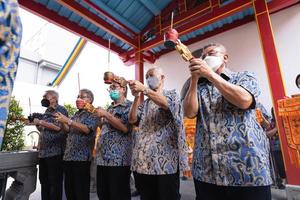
[
  {"xmin": 33, "ymin": 90, "xmax": 68, "ymax": 200},
  {"xmin": 55, "ymin": 89, "xmax": 98, "ymax": 200},
  {"xmin": 183, "ymin": 43, "xmax": 272, "ymax": 200},
  {"xmin": 95, "ymin": 77, "xmax": 132, "ymax": 200},
  {"xmin": 128, "ymin": 67, "xmax": 189, "ymax": 200}
]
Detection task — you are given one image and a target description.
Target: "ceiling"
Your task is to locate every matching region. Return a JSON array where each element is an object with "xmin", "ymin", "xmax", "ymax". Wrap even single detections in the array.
[{"xmin": 19, "ymin": 0, "xmax": 300, "ymax": 65}]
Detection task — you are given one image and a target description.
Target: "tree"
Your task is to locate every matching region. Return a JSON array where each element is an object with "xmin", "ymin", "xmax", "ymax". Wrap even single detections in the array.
[
  {"xmin": 1, "ymin": 97, "xmax": 25, "ymax": 151},
  {"xmin": 64, "ymin": 103, "xmax": 77, "ymax": 117}
]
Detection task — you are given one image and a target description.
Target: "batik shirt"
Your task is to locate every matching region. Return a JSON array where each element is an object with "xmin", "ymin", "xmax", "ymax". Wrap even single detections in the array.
[
  {"xmin": 38, "ymin": 105, "xmax": 68, "ymax": 158},
  {"xmin": 192, "ymin": 69, "xmax": 272, "ymax": 186},
  {"xmin": 63, "ymin": 110, "xmax": 98, "ymax": 162},
  {"xmin": 0, "ymin": 0, "xmax": 22, "ymax": 80},
  {"xmin": 131, "ymin": 89, "xmax": 189, "ymax": 175},
  {"xmin": 96, "ymin": 100, "xmax": 132, "ymax": 166},
  {"xmin": 0, "ymin": 0, "xmax": 22, "ymax": 146}
]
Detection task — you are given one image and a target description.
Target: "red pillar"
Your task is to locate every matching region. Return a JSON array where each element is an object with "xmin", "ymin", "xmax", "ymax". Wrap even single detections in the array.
[
  {"xmin": 135, "ymin": 36, "xmax": 144, "ymax": 101},
  {"xmin": 253, "ymin": 0, "xmax": 300, "ymax": 185}
]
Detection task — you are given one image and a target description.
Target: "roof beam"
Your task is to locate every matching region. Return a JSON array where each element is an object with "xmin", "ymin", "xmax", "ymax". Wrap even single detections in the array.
[
  {"xmin": 140, "ymin": 0, "xmax": 252, "ymax": 52},
  {"xmin": 18, "ymin": 0, "xmax": 125, "ymax": 55},
  {"xmin": 82, "ymin": 0, "xmax": 137, "ymax": 36},
  {"xmin": 84, "ymin": 0, "xmax": 141, "ymax": 34},
  {"xmin": 155, "ymin": 0, "xmax": 300, "ymax": 58},
  {"xmin": 57, "ymin": 0, "xmax": 138, "ymax": 48},
  {"xmin": 156, "ymin": 15, "xmax": 255, "ymax": 58},
  {"xmin": 138, "ymin": 0, "xmax": 160, "ymax": 16},
  {"xmin": 141, "ymin": 0, "xmax": 178, "ymax": 34},
  {"xmin": 268, "ymin": 0, "xmax": 300, "ymax": 13}
]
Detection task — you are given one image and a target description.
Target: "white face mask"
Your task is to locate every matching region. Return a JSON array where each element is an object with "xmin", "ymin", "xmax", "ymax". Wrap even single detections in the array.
[
  {"xmin": 204, "ymin": 56, "xmax": 224, "ymax": 72},
  {"xmin": 146, "ymin": 76, "xmax": 160, "ymax": 90}
]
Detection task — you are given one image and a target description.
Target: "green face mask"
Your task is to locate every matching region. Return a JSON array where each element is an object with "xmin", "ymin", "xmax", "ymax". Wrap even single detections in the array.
[{"xmin": 109, "ymin": 90, "xmax": 120, "ymax": 101}]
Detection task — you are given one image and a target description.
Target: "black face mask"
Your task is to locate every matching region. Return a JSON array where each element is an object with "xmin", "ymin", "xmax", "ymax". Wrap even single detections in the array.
[{"xmin": 41, "ymin": 99, "xmax": 50, "ymax": 107}]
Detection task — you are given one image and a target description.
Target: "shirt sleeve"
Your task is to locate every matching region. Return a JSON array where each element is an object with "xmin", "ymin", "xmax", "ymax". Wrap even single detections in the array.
[
  {"xmin": 0, "ymin": 0, "xmax": 22, "ymax": 79},
  {"xmin": 112, "ymin": 102, "xmax": 133, "ymax": 133},
  {"xmin": 237, "ymin": 72, "xmax": 261, "ymax": 109},
  {"xmin": 60, "ymin": 106, "xmax": 69, "ymax": 117},
  {"xmin": 120, "ymin": 102, "xmax": 132, "ymax": 129},
  {"xmin": 135, "ymin": 101, "xmax": 145, "ymax": 126},
  {"xmin": 180, "ymin": 78, "xmax": 191, "ymax": 101},
  {"xmin": 165, "ymin": 90, "xmax": 190, "ymax": 171},
  {"xmin": 81, "ymin": 113, "xmax": 98, "ymax": 134}
]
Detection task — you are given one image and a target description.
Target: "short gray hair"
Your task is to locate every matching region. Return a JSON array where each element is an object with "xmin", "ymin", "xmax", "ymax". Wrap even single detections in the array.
[
  {"xmin": 147, "ymin": 66, "xmax": 164, "ymax": 76},
  {"xmin": 80, "ymin": 89, "xmax": 94, "ymax": 103},
  {"xmin": 45, "ymin": 90, "xmax": 59, "ymax": 101}
]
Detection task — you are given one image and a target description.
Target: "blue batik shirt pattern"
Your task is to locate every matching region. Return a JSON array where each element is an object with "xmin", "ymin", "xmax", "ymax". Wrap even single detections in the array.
[
  {"xmin": 38, "ymin": 105, "xmax": 68, "ymax": 158},
  {"xmin": 131, "ymin": 89, "xmax": 189, "ymax": 175},
  {"xmin": 96, "ymin": 100, "xmax": 132, "ymax": 166},
  {"xmin": 192, "ymin": 69, "xmax": 272, "ymax": 186},
  {"xmin": 63, "ymin": 110, "xmax": 98, "ymax": 161},
  {"xmin": 0, "ymin": 0, "xmax": 22, "ymax": 147}
]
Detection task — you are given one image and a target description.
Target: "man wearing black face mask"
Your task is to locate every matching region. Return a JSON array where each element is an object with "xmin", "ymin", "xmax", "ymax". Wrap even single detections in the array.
[
  {"xmin": 32, "ymin": 90, "xmax": 68, "ymax": 200},
  {"xmin": 128, "ymin": 67, "xmax": 189, "ymax": 200},
  {"xmin": 182, "ymin": 43, "xmax": 272, "ymax": 200}
]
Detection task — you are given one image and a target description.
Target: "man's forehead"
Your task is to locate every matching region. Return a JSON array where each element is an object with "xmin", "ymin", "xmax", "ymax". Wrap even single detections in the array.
[
  {"xmin": 110, "ymin": 82, "xmax": 120, "ymax": 87},
  {"xmin": 146, "ymin": 68, "xmax": 160, "ymax": 76},
  {"xmin": 146, "ymin": 69, "xmax": 155, "ymax": 75},
  {"xmin": 203, "ymin": 46, "xmax": 223, "ymax": 53},
  {"xmin": 43, "ymin": 93, "xmax": 50, "ymax": 98}
]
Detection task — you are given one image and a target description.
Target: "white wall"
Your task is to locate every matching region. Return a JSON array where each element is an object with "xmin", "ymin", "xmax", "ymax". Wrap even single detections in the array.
[
  {"xmin": 149, "ymin": 4, "xmax": 300, "ymax": 112},
  {"xmin": 57, "ymin": 42, "xmax": 136, "ymax": 108}
]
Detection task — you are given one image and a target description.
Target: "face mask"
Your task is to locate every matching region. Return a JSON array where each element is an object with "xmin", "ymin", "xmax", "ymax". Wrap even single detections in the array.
[
  {"xmin": 146, "ymin": 76, "xmax": 160, "ymax": 90},
  {"xmin": 204, "ymin": 56, "xmax": 224, "ymax": 72},
  {"xmin": 76, "ymin": 99, "xmax": 85, "ymax": 109},
  {"xmin": 41, "ymin": 99, "xmax": 50, "ymax": 107},
  {"xmin": 109, "ymin": 90, "xmax": 120, "ymax": 101}
]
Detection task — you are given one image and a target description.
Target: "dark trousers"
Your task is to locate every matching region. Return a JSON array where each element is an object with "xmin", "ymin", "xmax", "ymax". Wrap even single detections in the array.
[
  {"xmin": 39, "ymin": 155, "xmax": 63, "ymax": 200},
  {"xmin": 64, "ymin": 161, "xmax": 91, "ymax": 200},
  {"xmin": 273, "ymin": 150, "xmax": 286, "ymax": 179},
  {"xmin": 194, "ymin": 179, "xmax": 271, "ymax": 200},
  {"xmin": 134, "ymin": 171, "xmax": 180, "ymax": 200},
  {"xmin": 97, "ymin": 165, "xmax": 131, "ymax": 200}
]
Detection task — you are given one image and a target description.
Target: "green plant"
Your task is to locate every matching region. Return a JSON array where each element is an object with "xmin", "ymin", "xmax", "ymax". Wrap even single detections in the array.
[
  {"xmin": 1, "ymin": 97, "xmax": 25, "ymax": 151},
  {"xmin": 64, "ymin": 103, "xmax": 77, "ymax": 117},
  {"xmin": 103, "ymin": 102, "xmax": 110, "ymax": 110}
]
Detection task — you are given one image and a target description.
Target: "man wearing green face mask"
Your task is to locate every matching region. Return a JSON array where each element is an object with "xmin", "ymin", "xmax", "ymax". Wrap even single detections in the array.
[{"xmin": 95, "ymin": 77, "xmax": 133, "ymax": 200}]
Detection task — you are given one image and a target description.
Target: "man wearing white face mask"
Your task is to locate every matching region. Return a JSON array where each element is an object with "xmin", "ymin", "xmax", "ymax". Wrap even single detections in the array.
[
  {"xmin": 182, "ymin": 43, "xmax": 272, "ymax": 200},
  {"xmin": 128, "ymin": 67, "xmax": 189, "ymax": 200}
]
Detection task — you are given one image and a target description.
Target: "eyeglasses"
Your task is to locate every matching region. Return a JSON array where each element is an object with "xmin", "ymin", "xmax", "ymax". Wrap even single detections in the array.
[
  {"xmin": 107, "ymin": 85, "xmax": 121, "ymax": 91},
  {"xmin": 77, "ymin": 95, "xmax": 89, "ymax": 99},
  {"xmin": 201, "ymin": 50, "xmax": 224, "ymax": 59}
]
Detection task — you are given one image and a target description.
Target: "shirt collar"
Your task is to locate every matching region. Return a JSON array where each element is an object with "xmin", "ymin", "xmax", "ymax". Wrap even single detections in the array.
[
  {"xmin": 46, "ymin": 104, "xmax": 58, "ymax": 112},
  {"xmin": 111, "ymin": 99, "xmax": 128, "ymax": 108}
]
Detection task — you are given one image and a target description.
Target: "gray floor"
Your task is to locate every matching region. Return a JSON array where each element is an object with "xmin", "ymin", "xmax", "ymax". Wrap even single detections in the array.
[{"xmin": 24, "ymin": 177, "xmax": 286, "ymax": 200}]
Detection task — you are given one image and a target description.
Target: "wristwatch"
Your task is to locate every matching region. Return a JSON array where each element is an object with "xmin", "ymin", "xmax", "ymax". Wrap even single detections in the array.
[{"xmin": 143, "ymin": 88, "xmax": 151, "ymax": 96}]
